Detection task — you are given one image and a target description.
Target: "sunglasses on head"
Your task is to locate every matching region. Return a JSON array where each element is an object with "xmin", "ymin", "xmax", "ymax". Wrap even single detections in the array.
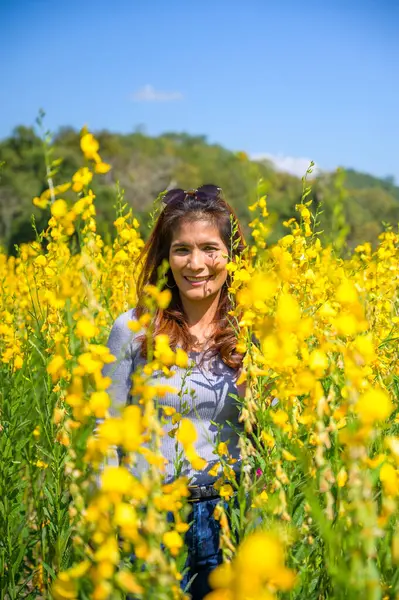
[{"xmin": 162, "ymin": 184, "xmax": 223, "ymax": 207}]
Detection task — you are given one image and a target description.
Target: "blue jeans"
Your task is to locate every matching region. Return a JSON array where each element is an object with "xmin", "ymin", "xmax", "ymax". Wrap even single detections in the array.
[
  {"xmin": 129, "ymin": 497, "xmax": 228, "ymax": 600},
  {"xmin": 179, "ymin": 497, "xmax": 223, "ymax": 600}
]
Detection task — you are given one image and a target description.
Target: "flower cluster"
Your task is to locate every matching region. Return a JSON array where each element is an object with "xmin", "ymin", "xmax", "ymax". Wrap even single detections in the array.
[{"xmin": 2, "ymin": 132, "xmax": 399, "ymax": 600}]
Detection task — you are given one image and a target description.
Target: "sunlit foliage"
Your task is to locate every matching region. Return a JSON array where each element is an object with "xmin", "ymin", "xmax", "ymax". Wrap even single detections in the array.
[{"xmin": 1, "ymin": 129, "xmax": 399, "ymax": 600}]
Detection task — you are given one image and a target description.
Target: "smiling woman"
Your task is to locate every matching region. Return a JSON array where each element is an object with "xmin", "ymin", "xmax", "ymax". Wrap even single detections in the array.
[
  {"xmin": 168, "ymin": 220, "xmax": 229, "ymax": 348},
  {"xmin": 103, "ymin": 185, "xmax": 247, "ymax": 600},
  {"xmin": 135, "ymin": 185, "xmax": 246, "ymax": 362}
]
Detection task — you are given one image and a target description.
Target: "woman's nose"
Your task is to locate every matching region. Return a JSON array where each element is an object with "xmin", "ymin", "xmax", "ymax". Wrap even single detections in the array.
[{"xmin": 187, "ymin": 250, "xmax": 204, "ymax": 270}]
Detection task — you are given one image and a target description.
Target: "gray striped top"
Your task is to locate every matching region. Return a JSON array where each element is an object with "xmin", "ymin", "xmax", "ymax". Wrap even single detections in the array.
[{"xmin": 102, "ymin": 309, "xmax": 243, "ymax": 485}]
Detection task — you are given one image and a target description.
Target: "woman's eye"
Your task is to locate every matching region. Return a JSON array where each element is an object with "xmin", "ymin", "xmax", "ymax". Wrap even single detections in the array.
[{"xmin": 173, "ymin": 246, "xmax": 218, "ymax": 254}]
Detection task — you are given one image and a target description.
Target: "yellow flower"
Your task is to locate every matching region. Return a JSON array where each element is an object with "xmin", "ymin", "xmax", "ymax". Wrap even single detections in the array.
[
  {"xmin": 276, "ymin": 293, "xmax": 301, "ymax": 331},
  {"xmin": 94, "ymin": 536, "xmax": 120, "ymax": 564},
  {"xmin": 47, "ymin": 355, "xmax": 67, "ymax": 382},
  {"xmin": 72, "ymin": 167, "xmax": 93, "ymax": 192},
  {"xmin": 208, "ymin": 531, "xmax": 296, "ymax": 598},
  {"xmin": 336, "ymin": 468, "xmax": 348, "ymax": 488},
  {"xmin": 175, "ymin": 347, "xmax": 189, "ymax": 368},
  {"xmin": 176, "ymin": 419, "xmax": 197, "ymax": 446},
  {"xmin": 33, "ymin": 254, "xmax": 47, "ymax": 269},
  {"xmin": 260, "ymin": 431, "xmax": 275, "ymax": 448},
  {"xmin": 94, "ymin": 161, "xmax": 111, "ymax": 174},
  {"xmin": 67, "ymin": 560, "xmax": 91, "ymax": 578},
  {"xmin": 308, "ymin": 350, "xmax": 329, "ymax": 377},
  {"xmin": 56, "ymin": 430, "xmax": 70, "ymax": 446},
  {"xmin": 92, "ymin": 581, "xmax": 112, "ymax": 600},
  {"xmin": 77, "ymin": 352, "xmax": 103, "ymax": 374},
  {"xmin": 251, "ymin": 490, "xmax": 269, "ymax": 508},
  {"xmin": 208, "ymin": 562, "xmax": 234, "ymax": 589},
  {"xmin": 76, "ymin": 318, "xmax": 98, "ymax": 339},
  {"xmin": 385, "ymin": 437, "xmax": 399, "ymax": 465},
  {"xmin": 236, "ymin": 274, "xmax": 276, "ymax": 309},
  {"xmin": 154, "ymin": 334, "xmax": 175, "ymax": 366},
  {"xmin": 334, "ymin": 314, "xmax": 358, "ymax": 337},
  {"xmin": 365, "ymin": 454, "xmax": 386, "ymax": 469},
  {"xmin": 380, "ymin": 463, "xmax": 399, "ymax": 497},
  {"xmin": 51, "ymin": 572, "xmax": 77, "ymax": 600},
  {"xmin": 88, "ymin": 344, "xmax": 115, "ymax": 362},
  {"xmin": 14, "ymin": 355, "xmax": 23, "ymax": 369},
  {"xmin": 52, "ymin": 182, "xmax": 72, "ymax": 196},
  {"xmin": 157, "ymin": 289, "xmax": 171, "ymax": 309},
  {"xmin": 115, "ymin": 571, "xmax": 143, "ymax": 595},
  {"xmin": 282, "ymin": 449, "xmax": 296, "ymax": 462},
  {"xmin": 128, "ymin": 319, "xmax": 142, "ymax": 333},
  {"xmin": 209, "ymin": 462, "xmax": 221, "ymax": 477},
  {"xmin": 336, "ymin": 280, "xmax": 358, "ymax": 305},
  {"xmin": 319, "ymin": 302, "xmax": 337, "ymax": 319},
  {"xmin": 89, "ymin": 391, "xmax": 110, "ymax": 418},
  {"xmin": 354, "ymin": 389, "xmax": 393, "ymax": 425},
  {"xmin": 219, "ymin": 484, "xmax": 234, "ymax": 500},
  {"xmin": 114, "ymin": 503, "xmax": 137, "ymax": 528},
  {"xmin": 279, "ymin": 234, "xmax": 294, "ymax": 248},
  {"xmin": 226, "ymin": 261, "xmax": 238, "ymax": 273},
  {"xmin": 101, "ymin": 466, "xmax": 134, "ymax": 495},
  {"xmin": 80, "ymin": 132, "xmax": 100, "ymax": 160},
  {"xmin": 33, "ymin": 195, "xmax": 49, "ymax": 209},
  {"xmin": 51, "ymin": 199, "xmax": 68, "ymax": 219},
  {"xmin": 271, "ymin": 409, "xmax": 289, "ymax": 427},
  {"xmin": 186, "ymin": 445, "xmax": 207, "ymax": 470},
  {"xmin": 152, "ymin": 383, "xmax": 178, "ymax": 397},
  {"xmin": 217, "ymin": 442, "xmax": 229, "ymax": 456},
  {"xmin": 34, "ymin": 460, "xmax": 48, "ymax": 469},
  {"xmin": 235, "ymin": 341, "xmax": 246, "ymax": 354},
  {"xmin": 237, "ymin": 531, "xmax": 282, "ymax": 573},
  {"xmin": 163, "ymin": 530, "xmax": 184, "ymax": 556},
  {"xmin": 53, "ymin": 407, "xmax": 65, "ymax": 425},
  {"xmin": 139, "ymin": 447, "xmax": 168, "ymax": 470},
  {"xmin": 353, "ymin": 334, "xmax": 376, "ymax": 363}
]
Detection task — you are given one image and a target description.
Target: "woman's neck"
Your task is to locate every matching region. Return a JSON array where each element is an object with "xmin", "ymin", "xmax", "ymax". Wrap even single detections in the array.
[{"xmin": 180, "ymin": 292, "xmax": 221, "ymax": 346}]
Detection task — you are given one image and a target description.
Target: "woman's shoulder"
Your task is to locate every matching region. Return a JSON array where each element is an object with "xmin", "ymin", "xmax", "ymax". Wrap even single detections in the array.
[
  {"xmin": 107, "ymin": 308, "xmax": 144, "ymax": 350},
  {"xmin": 111, "ymin": 307, "xmax": 139, "ymax": 331}
]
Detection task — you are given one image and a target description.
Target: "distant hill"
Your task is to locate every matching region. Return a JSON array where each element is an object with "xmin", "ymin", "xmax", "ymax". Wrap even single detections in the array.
[
  {"xmin": 0, "ymin": 125, "xmax": 398, "ymax": 253},
  {"xmin": 344, "ymin": 169, "xmax": 399, "ymax": 201}
]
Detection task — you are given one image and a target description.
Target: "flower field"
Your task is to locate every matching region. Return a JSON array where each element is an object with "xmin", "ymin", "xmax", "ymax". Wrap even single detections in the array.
[{"xmin": 1, "ymin": 129, "xmax": 399, "ymax": 600}]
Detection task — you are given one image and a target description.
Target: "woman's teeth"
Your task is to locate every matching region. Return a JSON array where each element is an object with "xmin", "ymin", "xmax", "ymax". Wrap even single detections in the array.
[{"xmin": 185, "ymin": 276, "xmax": 211, "ymax": 282}]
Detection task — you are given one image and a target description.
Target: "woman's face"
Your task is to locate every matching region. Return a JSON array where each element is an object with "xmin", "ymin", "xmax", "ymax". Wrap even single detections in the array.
[{"xmin": 169, "ymin": 219, "xmax": 229, "ymax": 304}]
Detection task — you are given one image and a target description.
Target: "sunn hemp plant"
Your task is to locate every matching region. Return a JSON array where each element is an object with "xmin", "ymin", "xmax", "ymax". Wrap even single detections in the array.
[{"xmin": 0, "ymin": 126, "xmax": 399, "ymax": 600}]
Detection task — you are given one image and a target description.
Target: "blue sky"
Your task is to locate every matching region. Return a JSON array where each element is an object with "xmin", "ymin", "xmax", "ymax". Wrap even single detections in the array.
[{"xmin": 1, "ymin": 0, "xmax": 398, "ymax": 180}]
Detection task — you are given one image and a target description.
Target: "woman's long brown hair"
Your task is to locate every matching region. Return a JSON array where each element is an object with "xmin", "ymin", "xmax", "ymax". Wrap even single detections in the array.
[{"xmin": 135, "ymin": 188, "xmax": 246, "ymax": 370}]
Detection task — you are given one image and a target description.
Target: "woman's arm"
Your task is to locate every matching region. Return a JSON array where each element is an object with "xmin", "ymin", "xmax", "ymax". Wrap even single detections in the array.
[
  {"xmin": 102, "ymin": 310, "xmax": 138, "ymax": 415},
  {"xmin": 96, "ymin": 310, "xmax": 139, "ymax": 474}
]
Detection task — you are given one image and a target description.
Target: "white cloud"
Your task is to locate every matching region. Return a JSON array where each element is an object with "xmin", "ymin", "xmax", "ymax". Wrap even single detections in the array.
[
  {"xmin": 251, "ymin": 153, "xmax": 322, "ymax": 178},
  {"xmin": 131, "ymin": 84, "xmax": 183, "ymax": 102}
]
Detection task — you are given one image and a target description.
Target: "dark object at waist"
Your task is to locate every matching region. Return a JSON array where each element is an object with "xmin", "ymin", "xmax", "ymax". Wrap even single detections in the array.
[{"xmin": 188, "ymin": 484, "xmax": 220, "ymax": 502}]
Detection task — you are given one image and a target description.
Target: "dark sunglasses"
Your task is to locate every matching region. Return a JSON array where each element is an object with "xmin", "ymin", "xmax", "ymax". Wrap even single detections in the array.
[{"xmin": 162, "ymin": 184, "xmax": 222, "ymax": 207}]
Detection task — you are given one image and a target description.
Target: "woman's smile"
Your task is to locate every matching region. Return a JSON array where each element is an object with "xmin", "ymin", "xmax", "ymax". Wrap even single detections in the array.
[{"xmin": 184, "ymin": 275, "xmax": 215, "ymax": 286}]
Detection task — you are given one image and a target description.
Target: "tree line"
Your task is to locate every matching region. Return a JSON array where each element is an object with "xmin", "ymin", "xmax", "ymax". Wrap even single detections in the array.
[{"xmin": 0, "ymin": 125, "xmax": 398, "ymax": 254}]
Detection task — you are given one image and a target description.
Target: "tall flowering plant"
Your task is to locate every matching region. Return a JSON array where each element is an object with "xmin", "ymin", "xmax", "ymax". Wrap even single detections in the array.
[{"xmin": 1, "ymin": 131, "xmax": 399, "ymax": 600}]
